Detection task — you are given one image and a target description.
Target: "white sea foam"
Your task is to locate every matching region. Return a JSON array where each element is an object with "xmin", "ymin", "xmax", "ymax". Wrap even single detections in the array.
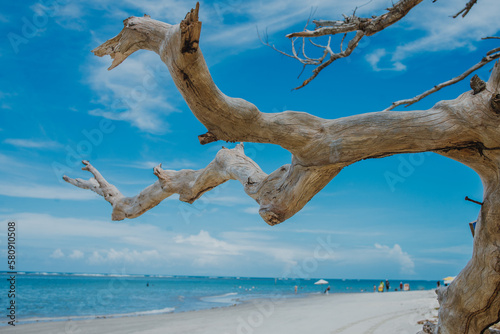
[
  {"xmin": 1, "ymin": 307, "xmax": 176, "ymax": 326},
  {"xmin": 200, "ymin": 292, "xmax": 239, "ymax": 304}
]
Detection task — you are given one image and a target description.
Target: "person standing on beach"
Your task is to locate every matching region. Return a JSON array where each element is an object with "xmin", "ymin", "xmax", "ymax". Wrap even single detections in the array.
[
  {"xmin": 324, "ymin": 286, "xmax": 330, "ymax": 294},
  {"xmin": 378, "ymin": 281, "xmax": 384, "ymax": 292},
  {"xmin": 294, "ymin": 285, "xmax": 298, "ymax": 294},
  {"xmin": 399, "ymin": 282, "xmax": 403, "ymax": 291},
  {"xmin": 385, "ymin": 280, "xmax": 390, "ymax": 292}
]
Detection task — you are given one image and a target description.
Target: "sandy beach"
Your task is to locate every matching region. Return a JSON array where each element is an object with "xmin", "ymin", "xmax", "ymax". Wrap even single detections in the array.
[{"xmin": 4, "ymin": 290, "xmax": 438, "ymax": 334}]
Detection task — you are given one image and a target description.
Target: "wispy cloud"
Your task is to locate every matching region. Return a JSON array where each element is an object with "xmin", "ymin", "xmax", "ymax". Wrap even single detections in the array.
[
  {"xmin": 175, "ymin": 230, "xmax": 241, "ymax": 265},
  {"xmin": 88, "ymin": 248, "xmax": 160, "ymax": 265},
  {"xmin": 50, "ymin": 249, "xmax": 64, "ymax": 259},
  {"xmin": 199, "ymin": 194, "xmax": 255, "ymax": 206},
  {"xmin": 32, "ymin": 0, "xmax": 500, "ymax": 71},
  {"xmin": 115, "ymin": 158, "xmax": 198, "ymax": 170},
  {"xmin": 31, "ymin": 1, "xmax": 86, "ymax": 31},
  {"xmin": 390, "ymin": 0, "xmax": 500, "ymax": 65},
  {"xmin": 243, "ymin": 206, "xmax": 259, "ymax": 214},
  {"xmin": 3, "ymin": 138, "xmax": 62, "ymax": 149},
  {"xmin": 0, "ymin": 183, "xmax": 99, "ymax": 200},
  {"xmin": 87, "ymin": 53, "xmax": 180, "ymax": 134},
  {"xmin": 1, "ymin": 212, "xmax": 421, "ymax": 276},
  {"xmin": 69, "ymin": 250, "xmax": 85, "ymax": 259},
  {"xmin": 366, "ymin": 49, "xmax": 406, "ymax": 72},
  {"xmin": 421, "ymin": 245, "xmax": 472, "ymax": 255},
  {"xmin": 0, "ymin": 213, "xmax": 311, "ymax": 270}
]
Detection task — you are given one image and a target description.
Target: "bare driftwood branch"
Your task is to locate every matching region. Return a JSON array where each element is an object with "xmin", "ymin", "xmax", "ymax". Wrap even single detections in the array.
[
  {"xmin": 452, "ymin": 0, "xmax": 479, "ymax": 18},
  {"xmin": 66, "ymin": 4, "xmax": 500, "ymax": 333},
  {"xmin": 64, "ymin": 144, "xmax": 340, "ymax": 225},
  {"xmin": 270, "ymin": 0, "xmax": 423, "ymax": 89},
  {"xmin": 385, "ymin": 49, "xmax": 500, "ymax": 110}
]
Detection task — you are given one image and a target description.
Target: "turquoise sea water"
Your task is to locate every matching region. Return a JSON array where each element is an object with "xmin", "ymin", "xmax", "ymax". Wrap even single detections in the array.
[{"xmin": 0, "ymin": 272, "xmax": 438, "ymax": 325}]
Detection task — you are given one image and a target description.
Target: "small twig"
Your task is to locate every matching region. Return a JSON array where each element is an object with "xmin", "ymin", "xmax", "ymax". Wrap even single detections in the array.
[
  {"xmin": 297, "ymin": 64, "xmax": 307, "ymax": 79},
  {"xmin": 385, "ymin": 49, "xmax": 500, "ymax": 111},
  {"xmin": 452, "ymin": 0, "xmax": 478, "ymax": 18},
  {"xmin": 465, "ymin": 196, "xmax": 483, "ymax": 206},
  {"xmin": 293, "ymin": 31, "xmax": 364, "ymax": 90},
  {"xmin": 340, "ymin": 33, "xmax": 347, "ymax": 52}
]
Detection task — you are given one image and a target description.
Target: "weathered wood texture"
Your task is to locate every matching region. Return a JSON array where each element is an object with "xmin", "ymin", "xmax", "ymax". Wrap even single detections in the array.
[{"xmin": 64, "ymin": 5, "xmax": 500, "ymax": 333}]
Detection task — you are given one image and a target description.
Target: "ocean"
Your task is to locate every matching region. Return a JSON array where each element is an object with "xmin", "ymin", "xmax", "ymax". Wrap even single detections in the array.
[{"xmin": 0, "ymin": 272, "xmax": 438, "ymax": 326}]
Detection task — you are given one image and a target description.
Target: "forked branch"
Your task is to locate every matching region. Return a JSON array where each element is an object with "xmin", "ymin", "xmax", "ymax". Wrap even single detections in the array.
[
  {"xmin": 64, "ymin": 144, "xmax": 339, "ymax": 225},
  {"xmin": 452, "ymin": 0, "xmax": 479, "ymax": 18},
  {"xmin": 270, "ymin": 0, "xmax": 423, "ymax": 89}
]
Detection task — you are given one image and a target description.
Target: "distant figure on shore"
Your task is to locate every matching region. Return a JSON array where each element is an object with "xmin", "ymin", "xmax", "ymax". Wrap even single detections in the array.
[
  {"xmin": 324, "ymin": 286, "xmax": 330, "ymax": 295},
  {"xmin": 437, "ymin": 281, "xmax": 441, "ymax": 288},
  {"xmin": 378, "ymin": 281, "xmax": 384, "ymax": 292},
  {"xmin": 400, "ymin": 282, "xmax": 403, "ymax": 291},
  {"xmin": 294, "ymin": 285, "xmax": 298, "ymax": 294},
  {"xmin": 385, "ymin": 280, "xmax": 390, "ymax": 292},
  {"xmin": 373, "ymin": 285, "xmax": 377, "ymax": 292}
]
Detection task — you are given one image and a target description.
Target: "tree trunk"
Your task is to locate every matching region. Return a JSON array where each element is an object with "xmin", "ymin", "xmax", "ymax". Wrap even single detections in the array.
[
  {"xmin": 436, "ymin": 167, "xmax": 500, "ymax": 333},
  {"xmin": 64, "ymin": 5, "xmax": 500, "ymax": 333}
]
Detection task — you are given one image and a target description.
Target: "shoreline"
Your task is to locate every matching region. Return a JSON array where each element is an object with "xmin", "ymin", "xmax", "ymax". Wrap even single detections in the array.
[
  {"xmin": 1, "ymin": 290, "xmax": 317, "ymax": 327},
  {"xmin": 3, "ymin": 290, "xmax": 439, "ymax": 334}
]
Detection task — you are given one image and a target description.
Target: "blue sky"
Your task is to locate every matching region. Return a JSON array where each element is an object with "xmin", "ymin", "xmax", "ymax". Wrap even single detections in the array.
[{"xmin": 1, "ymin": 0, "xmax": 499, "ymax": 280}]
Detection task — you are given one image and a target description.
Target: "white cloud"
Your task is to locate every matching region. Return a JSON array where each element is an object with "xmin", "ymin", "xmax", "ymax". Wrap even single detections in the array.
[
  {"xmin": 50, "ymin": 249, "xmax": 64, "ymax": 258},
  {"xmin": 0, "ymin": 183, "xmax": 99, "ymax": 200},
  {"xmin": 421, "ymin": 245, "xmax": 472, "ymax": 255},
  {"xmin": 31, "ymin": 0, "xmax": 500, "ymax": 71},
  {"xmin": 69, "ymin": 250, "xmax": 84, "ymax": 259},
  {"xmin": 117, "ymin": 158, "xmax": 198, "ymax": 170},
  {"xmin": 1, "ymin": 212, "xmax": 309, "ymax": 270},
  {"xmin": 199, "ymin": 195, "xmax": 255, "ymax": 206},
  {"xmin": 88, "ymin": 248, "xmax": 160, "ymax": 264},
  {"xmin": 175, "ymin": 230, "xmax": 241, "ymax": 256},
  {"xmin": 374, "ymin": 243, "xmax": 415, "ymax": 274},
  {"xmin": 0, "ymin": 213, "xmax": 164, "ymax": 241},
  {"xmin": 31, "ymin": 2, "xmax": 86, "ymax": 31},
  {"xmin": 3, "ymin": 138, "xmax": 62, "ymax": 149},
  {"xmin": 1, "ymin": 212, "xmax": 418, "ymax": 276},
  {"xmin": 366, "ymin": 49, "xmax": 406, "ymax": 72},
  {"xmin": 87, "ymin": 53, "xmax": 180, "ymax": 134},
  {"xmin": 391, "ymin": 0, "xmax": 500, "ymax": 63},
  {"xmin": 243, "ymin": 206, "xmax": 259, "ymax": 214},
  {"xmin": 173, "ymin": 230, "xmax": 253, "ymax": 266}
]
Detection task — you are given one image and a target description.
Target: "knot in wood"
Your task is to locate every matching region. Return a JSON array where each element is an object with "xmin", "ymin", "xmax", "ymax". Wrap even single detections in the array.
[
  {"xmin": 491, "ymin": 93, "xmax": 500, "ymax": 114},
  {"xmin": 494, "ymin": 255, "xmax": 500, "ymax": 273},
  {"xmin": 198, "ymin": 132, "xmax": 218, "ymax": 145},
  {"xmin": 470, "ymin": 74, "xmax": 486, "ymax": 95}
]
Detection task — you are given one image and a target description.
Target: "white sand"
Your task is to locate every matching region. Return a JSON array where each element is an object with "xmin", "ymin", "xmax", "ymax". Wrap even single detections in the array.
[{"xmin": 3, "ymin": 290, "xmax": 438, "ymax": 334}]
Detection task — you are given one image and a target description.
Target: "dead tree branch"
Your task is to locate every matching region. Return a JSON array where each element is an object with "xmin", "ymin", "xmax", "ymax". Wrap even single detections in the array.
[
  {"xmin": 452, "ymin": 0, "xmax": 479, "ymax": 18},
  {"xmin": 65, "ymin": 3, "xmax": 500, "ymax": 333},
  {"xmin": 270, "ymin": 0, "xmax": 423, "ymax": 89},
  {"xmin": 385, "ymin": 49, "xmax": 500, "ymax": 111}
]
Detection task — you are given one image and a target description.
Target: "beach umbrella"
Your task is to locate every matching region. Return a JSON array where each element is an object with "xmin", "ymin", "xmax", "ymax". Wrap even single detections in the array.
[
  {"xmin": 314, "ymin": 279, "xmax": 329, "ymax": 285},
  {"xmin": 443, "ymin": 276, "xmax": 456, "ymax": 285}
]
